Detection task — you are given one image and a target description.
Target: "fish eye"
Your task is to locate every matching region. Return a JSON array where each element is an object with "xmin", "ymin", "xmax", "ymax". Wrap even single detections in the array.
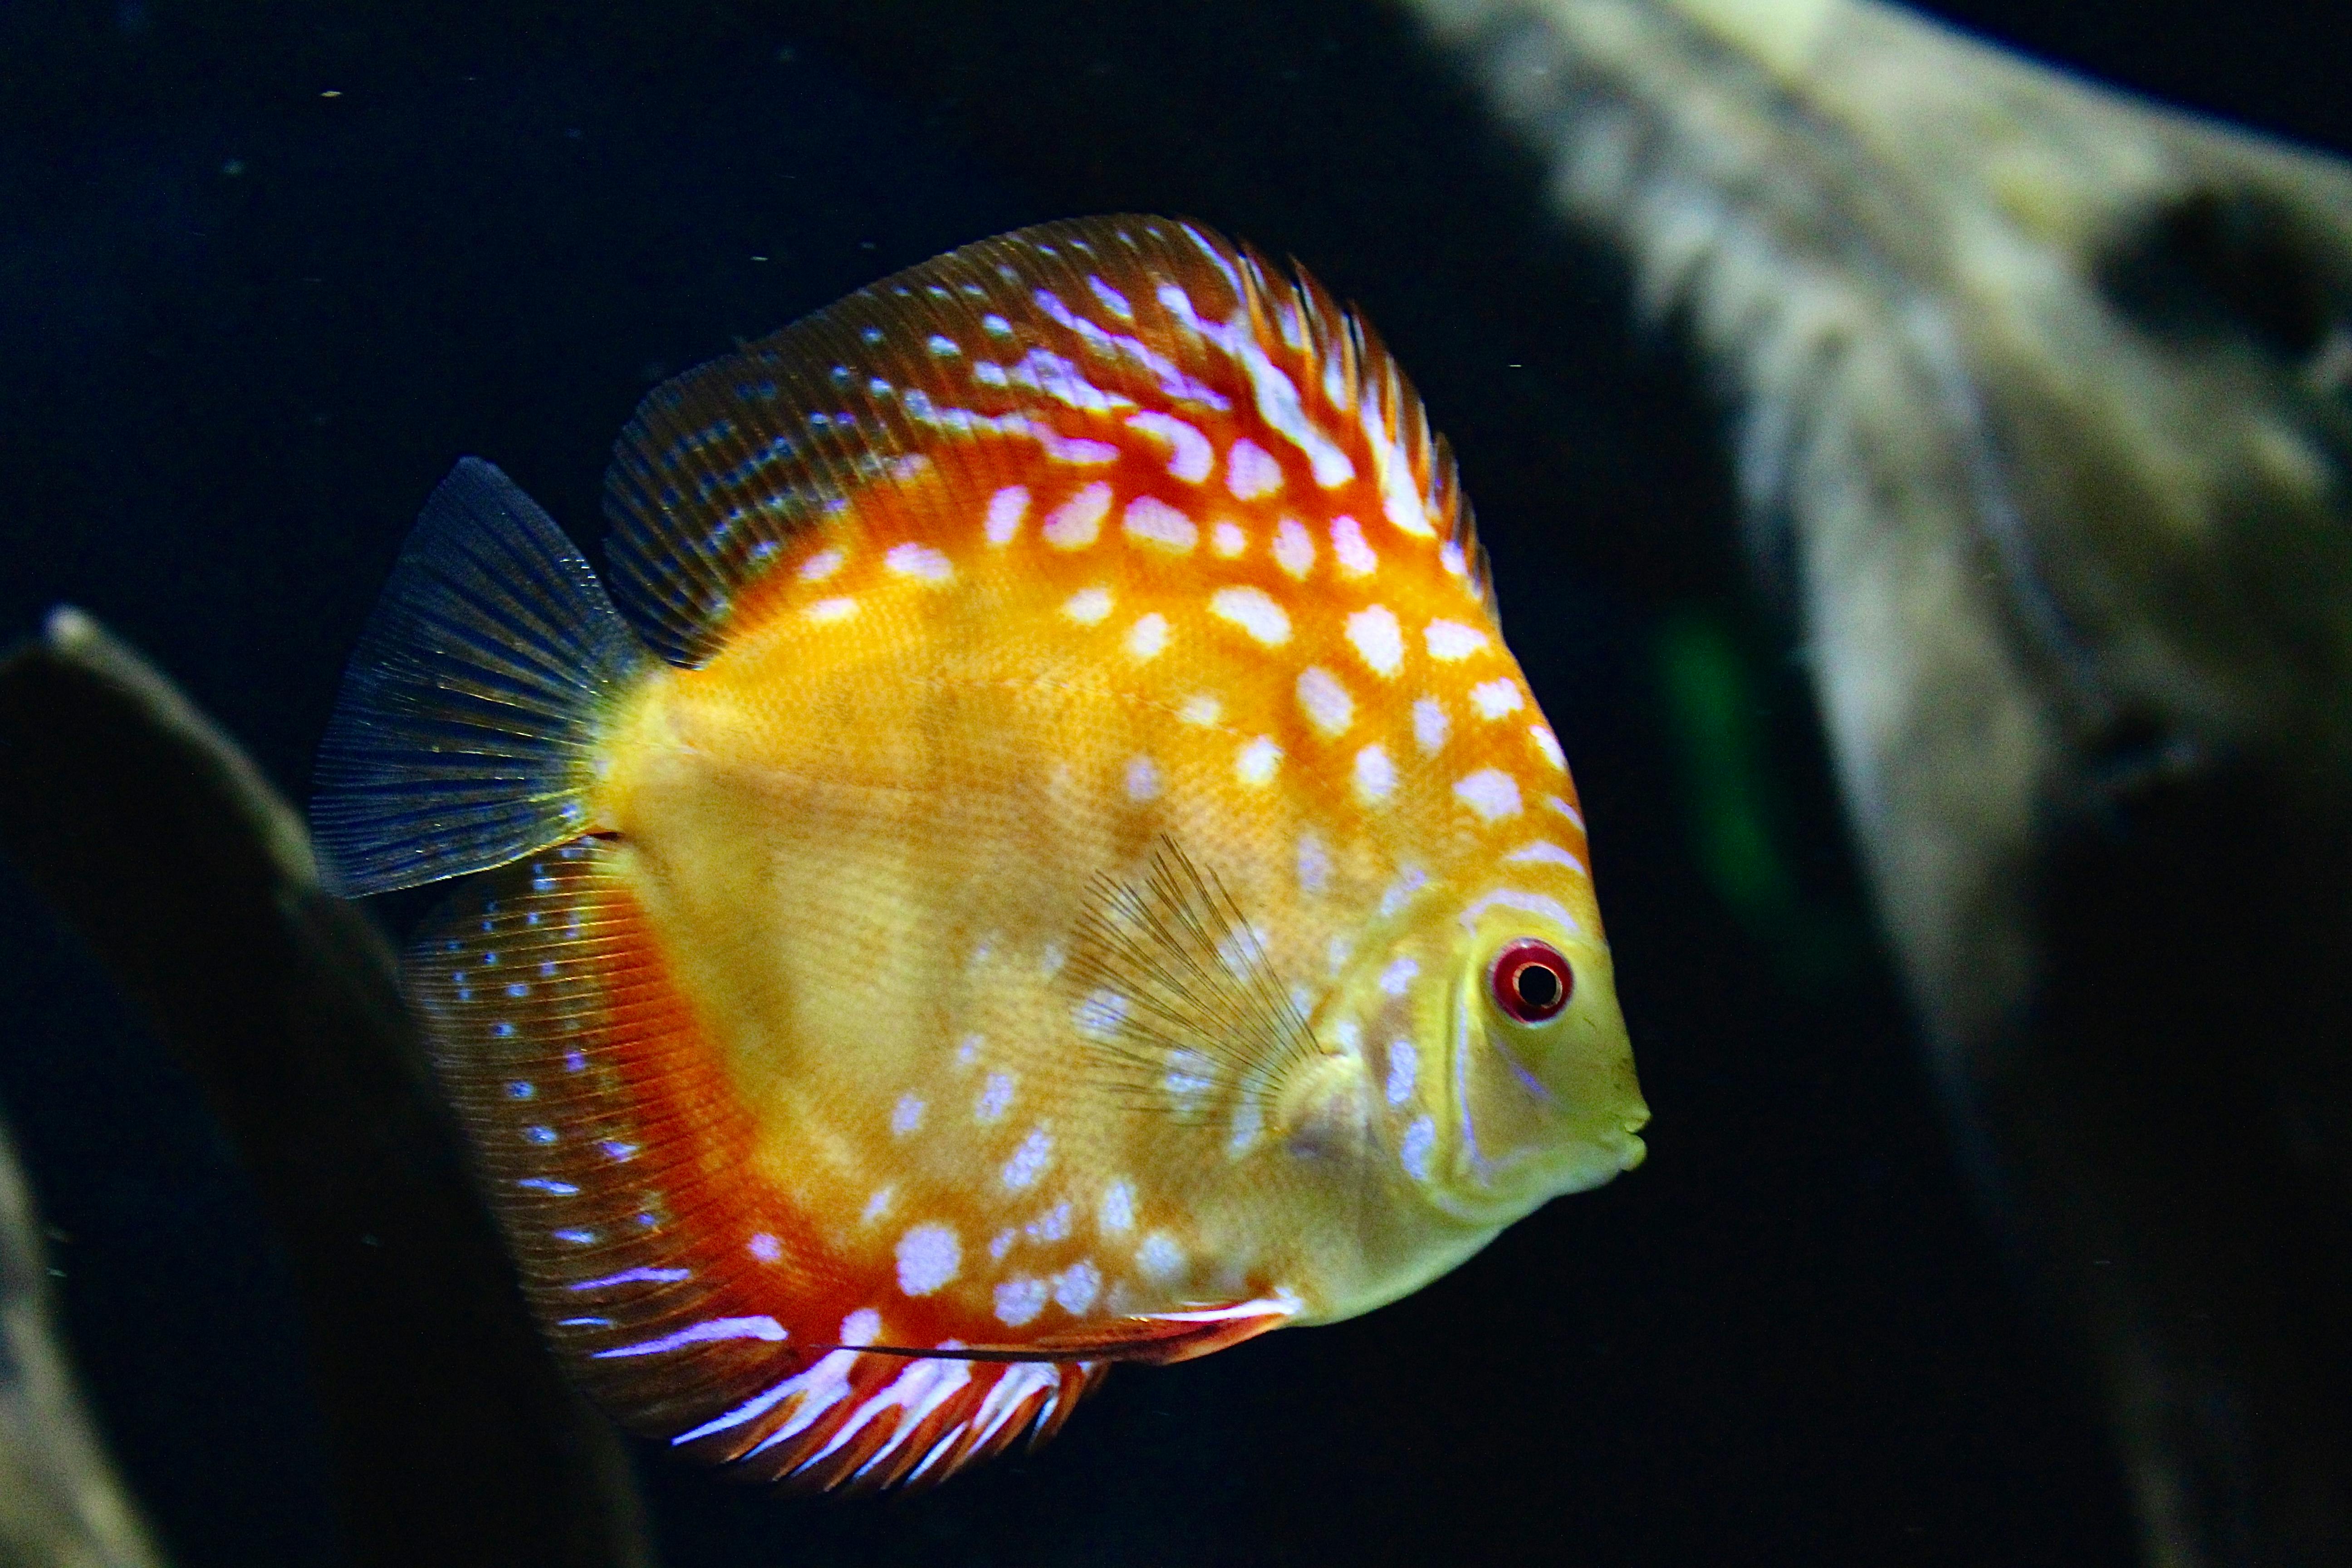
[{"xmin": 1490, "ymin": 939, "xmax": 1572, "ymax": 1024}]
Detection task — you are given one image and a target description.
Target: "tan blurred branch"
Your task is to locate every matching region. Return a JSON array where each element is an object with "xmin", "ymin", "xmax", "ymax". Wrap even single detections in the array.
[
  {"xmin": 1407, "ymin": 3, "xmax": 2352, "ymax": 1563},
  {"xmin": 0, "ymin": 1116, "xmax": 167, "ymax": 1568},
  {"xmin": 0, "ymin": 610, "xmax": 652, "ymax": 1568}
]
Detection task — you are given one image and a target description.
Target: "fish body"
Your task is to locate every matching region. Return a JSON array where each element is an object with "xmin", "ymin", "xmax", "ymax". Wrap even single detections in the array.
[{"xmin": 314, "ymin": 217, "xmax": 1646, "ymax": 1491}]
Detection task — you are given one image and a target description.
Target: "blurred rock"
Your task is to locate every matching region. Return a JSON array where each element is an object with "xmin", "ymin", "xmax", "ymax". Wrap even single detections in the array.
[
  {"xmin": 0, "ymin": 611, "xmax": 650, "ymax": 1568},
  {"xmin": 0, "ymin": 1114, "xmax": 167, "ymax": 1568},
  {"xmin": 1410, "ymin": 2, "xmax": 2352, "ymax": 1564}
]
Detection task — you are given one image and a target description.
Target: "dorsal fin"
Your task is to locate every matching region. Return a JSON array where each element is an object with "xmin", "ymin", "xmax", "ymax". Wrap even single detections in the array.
[{"xmin": 601, "ymin": 214, "xmax": 1488, "ymax": 666}]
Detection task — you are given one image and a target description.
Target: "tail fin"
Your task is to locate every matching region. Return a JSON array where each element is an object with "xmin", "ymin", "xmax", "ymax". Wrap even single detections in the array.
[{"xmin": 312, "ymin": 457, "xmax": 648, "ymax": 896}]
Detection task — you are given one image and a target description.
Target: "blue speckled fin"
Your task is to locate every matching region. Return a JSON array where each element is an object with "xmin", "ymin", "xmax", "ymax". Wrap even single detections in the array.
[
  {"xmin": 312, "ymin": 458, "xmax": 648, "ymax": 896},
  {"xmin": 404, "ymin": 841, "xmax": 770, "ymax": 1441}
]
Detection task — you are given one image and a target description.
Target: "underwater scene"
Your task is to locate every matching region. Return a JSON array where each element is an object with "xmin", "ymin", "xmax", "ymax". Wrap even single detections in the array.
[{"xmin": 5, "ymin": 2, "xmax": 2351, "ymax": 1565}]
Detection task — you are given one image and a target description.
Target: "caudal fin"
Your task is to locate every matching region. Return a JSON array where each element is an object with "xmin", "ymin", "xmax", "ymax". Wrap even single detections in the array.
[{"xmin": 311, "ymin": 457, "xmax": 647, "ymax": 896}]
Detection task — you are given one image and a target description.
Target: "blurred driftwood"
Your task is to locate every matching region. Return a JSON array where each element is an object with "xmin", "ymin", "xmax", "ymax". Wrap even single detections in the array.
[
  {"xmin": 1409, "ymin": 1, "xmax": 2352, "ymax": 1563},
  {"xmin": 0, "ymin": 610, "xmax": 651, "ymax": 1568},
  {"xmin": 0, "ymin": 1116, "xmax": 167, "ymax": 1568}
]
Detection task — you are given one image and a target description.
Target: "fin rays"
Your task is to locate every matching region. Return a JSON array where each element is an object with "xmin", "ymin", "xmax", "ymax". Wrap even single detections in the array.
[
  {"xmin": 601, "ymin": 215, "xmax": 1487, "ymax": 666},
  {"xmin": 1066, "ymin": 837, "xmax": 1325, "ymax": 1115},
  {"xmin": 311, "ymin": 458, "xmax": 647, "ymax": 895}
]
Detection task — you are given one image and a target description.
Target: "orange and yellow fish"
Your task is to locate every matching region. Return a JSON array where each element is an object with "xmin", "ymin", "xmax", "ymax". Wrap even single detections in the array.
[{"xmin": 313, "ymin": 216, "xmax": 1648, "ymax": 1492}]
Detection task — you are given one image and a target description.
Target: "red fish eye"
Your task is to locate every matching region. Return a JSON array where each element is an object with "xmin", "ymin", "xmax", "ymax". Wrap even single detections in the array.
[{"xmin": 1490, "ymin": 940, "xmax": 1573, "ymax": 1024}]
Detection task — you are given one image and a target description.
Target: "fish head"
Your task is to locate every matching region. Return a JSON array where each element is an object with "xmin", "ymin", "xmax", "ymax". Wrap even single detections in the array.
[{"xmin": 1352, "ymin": 883, "xmax": 1646, "ymax": 1230}]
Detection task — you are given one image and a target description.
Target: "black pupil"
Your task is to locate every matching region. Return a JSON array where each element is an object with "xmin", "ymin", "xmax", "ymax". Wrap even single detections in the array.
[{"xmin": 1514, "ymin": 963, "xmax": 1562, "ymax": 1009}]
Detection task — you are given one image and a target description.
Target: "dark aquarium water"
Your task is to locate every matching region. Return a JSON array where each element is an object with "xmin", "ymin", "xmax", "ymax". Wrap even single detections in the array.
[{"xmin": 3, "ymin": 2, "xmax": 2347, "ymax": 1565}]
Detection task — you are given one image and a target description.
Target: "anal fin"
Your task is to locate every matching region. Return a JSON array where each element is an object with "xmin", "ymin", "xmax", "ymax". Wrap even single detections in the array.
[
  {"xmin": 406, "ymin": 841, "xmax": 818, "ymax": 1439},
  {"xmin": 405, "ymin": 841, "xmax": 1117, "ymax": 1492}
]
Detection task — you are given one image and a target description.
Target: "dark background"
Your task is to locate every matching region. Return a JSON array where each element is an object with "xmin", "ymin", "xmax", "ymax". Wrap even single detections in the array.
[{"xmin": 2, "ymin": 2, "xmax": 2345, "ymax": 1564}]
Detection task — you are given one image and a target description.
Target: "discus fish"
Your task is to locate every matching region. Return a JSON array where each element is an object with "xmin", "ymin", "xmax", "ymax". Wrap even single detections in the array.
[{"xmin": 312, "ymin": 216, "xmax": 1648, "ymax": 1493}]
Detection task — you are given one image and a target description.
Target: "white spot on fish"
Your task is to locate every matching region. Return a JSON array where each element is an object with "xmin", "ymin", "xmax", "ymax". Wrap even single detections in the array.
[
  {"xmin": 956, "ymin": 1029, "xmax": 985, "ymax": 1063},
  {"xmin": 1127, "ymin": 612, "xmax": 1169, "ymax": 660},
  {"xmin": 1137, "ymin": 1232, "xmax": 1186, "ymax": 1283},
  {"xmin": 1296, "ymin": 832, "xmax": 1330, "ymax": 896},
  {"xmin": 975, "ymin": 1072, "xmax": 1015, "ymax": 1123},
  {"xmin": 861, "ymin": 1186, "xmax": 895, "ymax": 1225},
  {"xmin": 1074, "ymin": 989, "xmax": 1130, "ymax": 1039},
  {"xmin": 1236, "ymin": 344, "xmax": 1355, "ymax": 487},
  {"xmin": 985, "ymin": 485, "xmax": 1029, "ymax": 545},
  {"xmin": 1087, "ymin": 274, "xmax": 1134, "ymax": 319},
  {"xmin": 1163, "ymin": 1049, "xmax": 1215, "ymax": 1106},
  {"xmin": 1327, "ymin": 933, "xmax": 1353, "ymax": 974},
  {"xmin": 926, "ymin": 333, "xmax": 961, "ymax": 356},
  {"xmin": 1125, "ymin": 755, "xmax": 1162, "ymax": 802},
  {"xmin": 1331, "ymin": 516, "xmax": 1378, "ymax": 576},
  {"xmin": 1379, "ymin": 867, "xmax": 1429, "ymax": 917},
  {"xmin": 1414, "ymin": 697, "xmax": 1450, "ymax": 753},
  {"xmin": 896, "ymin": 1225, "xmax": 961, "ymax": 1296},
  {"xmin": 1345, "ymin": 604, "xmax": 1403, "ymax": 676},
  {"xmin": 1179, "ymin": 694, "xmax": 1223, "ymax": 726},
  {"xmin": 1235, "ymin": 735, "xmax": 1283, "ymax": 785},
  {"xmin": 1454, "ymin": 769, "xmax": 1524, "ymax": 821},
  {"xmin": 1401, "ymin": 1115, "xmax": 1436, "ymax": 1180},
  {"xmin": 1053, "ymin": 1261, "xmax": 1102, "ymax": 1315},
  {"xmin": 1041, "ymin": 942, "xmax": 1066, "ymax": 978},
  {"xmin": 1296, "ymin": 666, "xmax": 1355, "ymax": 736},
  {"xmin": 1100, "ymin": 1181, "xmax": 1136, "ymax": 1234},
  {"xmin": 1228, "ymin": 1099, "xmax": 1263, "ymax": 1157},
  {"xmin": 1273, "ymin": 517, "xmax": 1316, "ymax": 578},
  {"xmin": 878, "ymin": 549, "xmax": 948, "ymax": 591},
  {"xmin": 1546, "ymin": 795, "xmax": 1585, "ymax": 828},
  {"xmin": 1504, "ymin": 841, "xmax": 1586, "ymax": 871},
  {"xmin": 1210, "ymin": 586, "xmax": 1290, "ymax": 645},
  {"xmin": 1211, "ymin": 520, "xmax": 1247, "ymax": 557},
  {"xmin": 994, "ymin": 1277, "xmax": 1048, "ymax": 1327},
  {"xmin": 1386, "ymin": 1040, "xmax": 1418, "ymax": 1105},
  {"xmin": 1529, "ymin": 725, "xmax": 1566, "ymax": 770},
  {"xmin": 1123, "ymin": 495, "xmax": 1199, "ymax": 553},
  {"xmin": 1459, "ymin": 888, "xmax": 1581, "ymax": 935},
  {"xmin": 1379, "ymin": 956, "xmax": 1420, "ymax": 996},
  {"xmin": 749, "ymin": 1232, "xmax": 783, "ymax": 1262},
  {"xmin": 1362, "ymin": 403, "xmax": 1436, "ymax": 538},
  {"xmin": 799, "ymin": 547, "xmax": 845, "ymax": 581},
  {"xmin": 1225, "ymin": 437, "xmax": 1283, "ymax": 499},
  {"xmin": 1040, "ymin": 433, "xmax": 1121, "ymax": 465},
  {"xmin": 989, "ymin": 1229, "xmax": 1015, "ymax": 1262},
  {"xmin": 804, "ymin": 596, "xmax": 858, "ymax": 623},
  {"xmin": 1354, "ymin": 744, "xmax": 1395, "ymax": 802},
  {"xmin": 891, "ymin": 1093, "xmax": 926, "ymax": 1137},
  {"xmin": 1217, "ymin": 922, "xmax": 1269, "ymax": 977},
  {"xmin": 1044, "ymin": 482, "xmax": 1112, "ymax": 548},
  {"xmin": 1063, "ymin": 586, "xmax": 1114, "ymax": 624},
  {"xmin": 1126, "ymin": 412, "xmax": 1213, "ymax": 483},
  {"xmin": 1025, "ymin": 1202, "xmax": 1073, "ymax": 1243},
  {"xmin": 1002, "ymin": 1127, "xmax": 1052, "ymax": 1191},
  {"xmin": 1426, "ymin": 619, "xmax": 1491, "ymax": 661},
  {"xmin": 1469, "ymin": 678, "xmax": 1524, "ymax": 720}
]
